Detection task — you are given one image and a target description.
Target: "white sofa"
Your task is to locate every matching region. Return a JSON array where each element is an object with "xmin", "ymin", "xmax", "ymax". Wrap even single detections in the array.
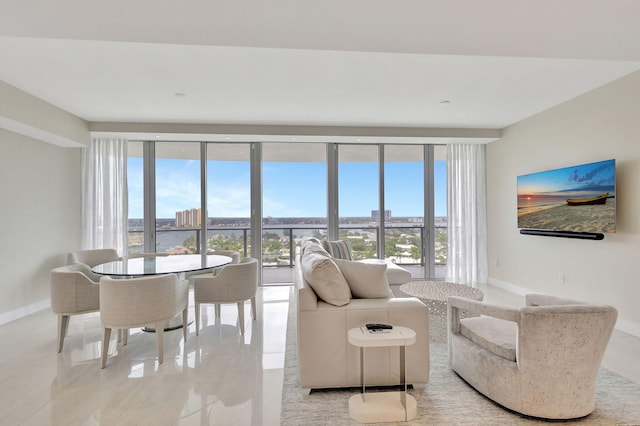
[{"xmin": 295, "ymin": 238, "xmax": 429, "ymax": 390}]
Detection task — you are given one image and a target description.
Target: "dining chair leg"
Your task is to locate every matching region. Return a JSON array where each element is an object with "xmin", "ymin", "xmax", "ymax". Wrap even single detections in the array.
[
  {"xmin": 195, "ymin": 302, "xmax": 200, "ymax": 336},
  {"xmin": 123, "ymin": 329, "xmax": 128, "ymax": 346},
  {"xmin": 251, "ymin": 297, "xmax": 257, "ymax": 320},
  {"xmin": 156, "ymin": 324, "xmax": 164, "ymax": 364},
  {"xmin": 62, "ymin": 314, "xmax": 70, "ymax": 337},
  {"xmin": 182, "ymin": 308, "xmax": 188, "ymax": 341},
  {"xmin": 237, "ymin": 301, "xmax": 245, "ymax": 335},
  {"xmin": 57, "ymin": 315, "xmax": 69, "ymax": 353},
  {"xmin": 101, "ymin": 327, "xmax": 111, "ymax": 369}
]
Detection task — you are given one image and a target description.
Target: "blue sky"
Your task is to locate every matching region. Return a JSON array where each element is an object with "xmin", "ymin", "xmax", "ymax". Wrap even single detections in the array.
[{"xmin": 128, "ymin": 158, "xmax": 447, "ymax": 219}]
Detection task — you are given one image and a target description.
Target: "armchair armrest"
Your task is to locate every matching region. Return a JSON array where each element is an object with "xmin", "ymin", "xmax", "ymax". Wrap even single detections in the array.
[
  {"xmin": 448, "ymin": 296, "xmax": 520, "ymax": 334},
  {"xmin": 449, "ymin": 296, "xmax": 521, "ymax": 321}
]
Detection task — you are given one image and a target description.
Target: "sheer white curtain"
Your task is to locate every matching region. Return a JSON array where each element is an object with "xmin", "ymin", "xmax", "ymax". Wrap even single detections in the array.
[
  {"xmin": 81, "ymin": 138, "xmax": 128, "ymax": 255},
  {"xmin": 446, "ymin": 144, "xmax": 488, "ymax": 287}
]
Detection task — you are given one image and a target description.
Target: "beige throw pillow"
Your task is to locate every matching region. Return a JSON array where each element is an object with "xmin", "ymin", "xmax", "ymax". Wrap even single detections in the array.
[
  {"xmin": 334, "ymin": 258, "xmax": 392, "ymax": 299},
  {"xmin": 301, "ymin": 252, "xmax": 351, "ymax": 306}
]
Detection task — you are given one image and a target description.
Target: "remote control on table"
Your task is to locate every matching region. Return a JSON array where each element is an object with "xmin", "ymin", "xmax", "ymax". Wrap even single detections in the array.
[{"xmin": 365, "ymin": 323, "xmax": 393, "ymax": 330}]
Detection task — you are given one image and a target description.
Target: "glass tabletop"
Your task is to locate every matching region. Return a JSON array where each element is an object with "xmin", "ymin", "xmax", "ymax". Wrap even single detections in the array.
[{"xmin": 91, "ymin": 254, "xmax": 232, "ymax": 276}]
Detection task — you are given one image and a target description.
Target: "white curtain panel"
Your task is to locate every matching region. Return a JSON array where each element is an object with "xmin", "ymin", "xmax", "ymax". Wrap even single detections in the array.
[
  {"xmin": 81, "ymin": 138, "xmax": 128, "ymax": 255},
  {"xmin": 445, "ymin": 144, "xmax": 488, "ymax": 287}
]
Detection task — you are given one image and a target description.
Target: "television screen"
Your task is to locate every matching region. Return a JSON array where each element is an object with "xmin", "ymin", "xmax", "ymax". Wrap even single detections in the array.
[{"xmin": 517, "ymin": 159, "xmax": 616, "ymax": 233}]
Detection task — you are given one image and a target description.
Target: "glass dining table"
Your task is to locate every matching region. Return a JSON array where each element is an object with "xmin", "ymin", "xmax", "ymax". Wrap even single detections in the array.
[
  {"xmin": 91, "ymin": 253, "xmax": 232, "ymax": 277},
  {"xmin": 91, "ymin": 253, "xmax": 232, "ymax": 331}
]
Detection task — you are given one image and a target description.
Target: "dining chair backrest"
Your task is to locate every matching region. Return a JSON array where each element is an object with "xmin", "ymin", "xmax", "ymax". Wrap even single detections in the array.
[
  {"xmin": 67, "ymin": 249, "xmax": 121, "ymax": 268},
  {"xmin": 50, "ymin": 263, "xmax": 100, "ymax": 315},
  {"xmin": 99, "ymin": 274, "xmax": 189, "ymax": 368},
  {"xmin": 207, "ymin": 250, "xmax": 241, "ymax": 264},
  {"xmin": 192, "ymin": 257, "xmax": 259, "ymax": 335},
  {"xmin": 99, "ymin": 274, "xmax": 188, "ymax": 328},
  {"xmin": 50, "ymin": 263, "xmax": 101, "ymax": 352}
]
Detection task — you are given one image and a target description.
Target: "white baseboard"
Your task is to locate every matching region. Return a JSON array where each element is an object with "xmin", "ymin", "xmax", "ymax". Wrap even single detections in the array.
[
  {"xmin": 486, "ymin": 278, "xmax": 640, "ymax": 339},
  {"xmin": 0, "ymin": 298, "xmax": 50, "ymax": 326}
]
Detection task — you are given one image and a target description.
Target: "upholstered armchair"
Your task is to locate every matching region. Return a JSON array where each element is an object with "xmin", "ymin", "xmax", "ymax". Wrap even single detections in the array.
[
  {"xmin": 99, "ymin": 274, "xmax": 189, "ymax": 368},
  {"xmin": 448, "ymin": 294, "xmax": 618, "ymax": 419},
  {"xmin": 192, "ymin": 257, "xmax": 258, "ymax": 335},
  {"xmin": 186, "ymin": 250, "xmax": 241, "ymax": 285},
  {"xmin": 50, "ymin": 263, "xmax": 101, "ymax": 353},
  {"xmin": 67, "ymin": 249, "xmax": 121, "ymax": 267}
]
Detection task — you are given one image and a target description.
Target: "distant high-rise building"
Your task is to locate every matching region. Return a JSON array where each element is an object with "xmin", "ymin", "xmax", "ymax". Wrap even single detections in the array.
[{"xmin": 176, "ymin": 208, "xmax": 202, "ymax": 227}]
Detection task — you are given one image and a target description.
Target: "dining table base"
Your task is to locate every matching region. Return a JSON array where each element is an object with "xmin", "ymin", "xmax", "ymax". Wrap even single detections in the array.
[{"xmin": 143, "ymin": 314, "xmax": 194, "ymax": 332}]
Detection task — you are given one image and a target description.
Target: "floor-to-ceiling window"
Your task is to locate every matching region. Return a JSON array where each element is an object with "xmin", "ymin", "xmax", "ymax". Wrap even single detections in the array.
[
  {"xmin": 338, "ymin": 145, "xmax": 380, "ymax": 259},
  {"xmin": 433, "ymin": 145, "xmax": 447, "ymax": 279},
  {"xmin": 155, "ymin": 142, "xmax": 202, "ymax": 254},
  {"xmin": 384, "ymin": 145, "xmax": 425, "ymax": 277},
  {"xmin": 262, "ymin": 142, "xmax": 327, "ymax": 284},
  {"xmin": 127, "ymin": 141, "xmax": 145, "ymax": 255},
  {"xmin": 127, "ymin": 140, "xmax": 447, "ymax": 283},
  {"xmin": 206, "ymin": 143, "xmax": 251, "ymax": 257}
]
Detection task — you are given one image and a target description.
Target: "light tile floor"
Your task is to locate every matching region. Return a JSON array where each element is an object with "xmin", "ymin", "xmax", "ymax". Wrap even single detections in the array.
[{"xmin": 0, "ymin": 283, "xmax": 637, "ymax": 425}]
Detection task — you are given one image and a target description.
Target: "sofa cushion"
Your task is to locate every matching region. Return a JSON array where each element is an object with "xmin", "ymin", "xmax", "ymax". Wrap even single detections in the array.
[
  {"xmin": 302, "ymin": 238, "xmax": 331, "ymax": 257},
  {"xmin": 322, "ymin": 239, "xmax": 353, "ymax": 260},
  {"xmin": 459, "ymin": 316, "xmax": 517, "ymax": 362},
  {"xmin": 357, "ymin": 259, "xmax": 412, "ymax": 285},
  {"xmin": 301, "ymin": 251, "xmax": 351, "ymax": 306},
  {"xmin": 334, "ymin": 258, "xmax": 392, "ymax": 299}
]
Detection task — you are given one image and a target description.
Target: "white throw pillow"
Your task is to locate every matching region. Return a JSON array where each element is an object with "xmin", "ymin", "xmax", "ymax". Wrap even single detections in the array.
[
  {"xmin": 334, "ymin": 258, "xmax": 392, "ymax": 299},
  {"xmin": 301, "ymin": 252, "xmax": 351, "ymax": 306}
]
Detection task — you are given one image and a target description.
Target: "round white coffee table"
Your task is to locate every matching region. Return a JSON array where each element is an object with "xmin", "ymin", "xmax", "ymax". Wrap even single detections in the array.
[
  {"xmin": 400, "ymin": 281, "xmax": 484, "ymax": 316},
  {"xmin": 347, "ymin": 326, "xmax": 417, "ymax": 423}
]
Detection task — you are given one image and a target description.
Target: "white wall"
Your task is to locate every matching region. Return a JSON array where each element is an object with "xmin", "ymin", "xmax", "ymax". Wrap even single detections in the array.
[
  {"xmin": 0, "ymin": 128, "xmax": 81, "ymax": 323},
  {"xmin": 0, "ymin": 81, "xmax": 89, "ymax": 148},
  {"xmin": 486, "ymin": 70, "xmax": 640, "ymax": 335}
]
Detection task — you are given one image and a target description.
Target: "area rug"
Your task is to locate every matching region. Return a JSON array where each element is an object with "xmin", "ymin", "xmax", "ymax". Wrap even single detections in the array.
[{"xmin": 281, "ymin": 294, "xmax": 640, "ymax": 425}]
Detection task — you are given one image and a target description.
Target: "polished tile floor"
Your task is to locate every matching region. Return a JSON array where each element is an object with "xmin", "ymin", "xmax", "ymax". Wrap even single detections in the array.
[
  {"xmin": 0, "ymin": 285, "xmax": 291, "ymax": 426},
  {"xmin": 1, "ymin": 284, "xmax": 638, "ymax": 425}
]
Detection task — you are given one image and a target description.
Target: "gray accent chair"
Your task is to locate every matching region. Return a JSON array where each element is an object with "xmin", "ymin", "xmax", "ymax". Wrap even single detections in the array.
[
  {"xmin": 448, "ymin": 294, "xmax": 618, "ymax": 419},
  {"xmin": 50, "ymin": 263, "xmax": 101, "ymax": 353},
  {"xmin": 67, "ymin": 248, "xmax": 121, "ymax": 267},
  {"xmin": 99, "ymin": 274, "xmax": 189, "ymax": 368},
  {"xmin": 192, "ymin": 257, "xmax": 258, "ymax": 336}
]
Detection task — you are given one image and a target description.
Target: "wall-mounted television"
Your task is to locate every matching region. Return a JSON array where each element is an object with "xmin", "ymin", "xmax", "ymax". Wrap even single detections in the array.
[{"xmin": 517, "ymin": 159, "xmax": 616, "ymax": 234}]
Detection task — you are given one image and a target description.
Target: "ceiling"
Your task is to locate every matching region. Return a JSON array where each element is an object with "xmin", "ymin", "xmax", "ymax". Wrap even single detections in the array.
[{"xmin": 1, "ymin": 0, "xmax": 640, "ymax": 144}]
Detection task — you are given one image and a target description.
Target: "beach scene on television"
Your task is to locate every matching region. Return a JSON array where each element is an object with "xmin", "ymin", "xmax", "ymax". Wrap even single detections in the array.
[{"xmin": 517, "ymin": 159, "xmax": 616, "ymax": 233}]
